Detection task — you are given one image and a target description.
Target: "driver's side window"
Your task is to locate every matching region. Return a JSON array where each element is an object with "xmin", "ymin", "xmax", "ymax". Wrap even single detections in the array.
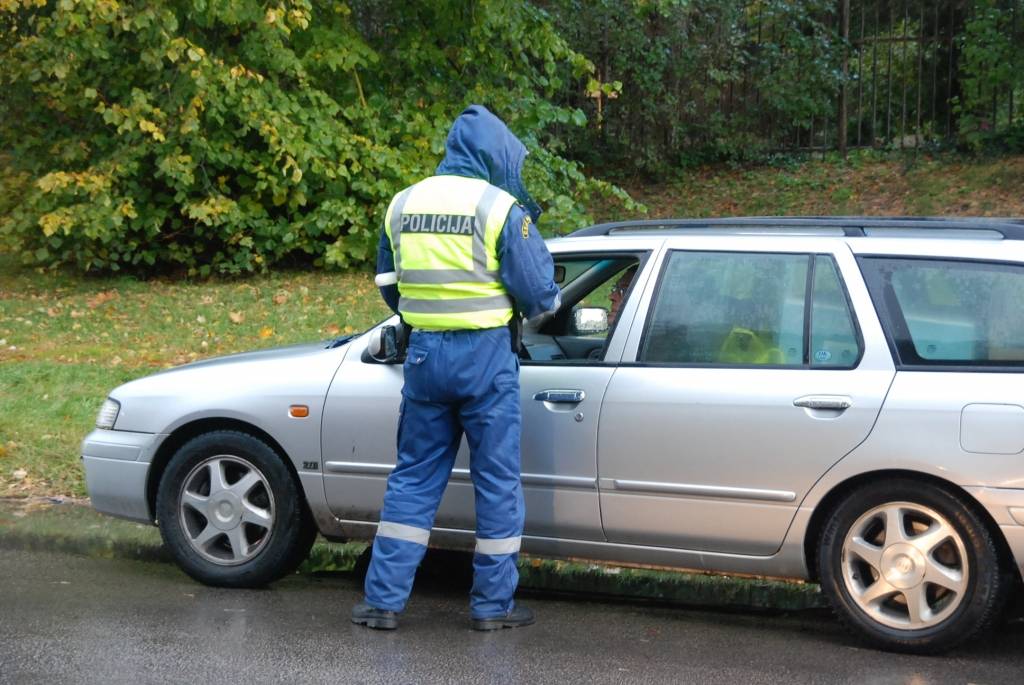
[{"xmin": 523, "ymin": 255, "xmax": 642, "ymax": 364}]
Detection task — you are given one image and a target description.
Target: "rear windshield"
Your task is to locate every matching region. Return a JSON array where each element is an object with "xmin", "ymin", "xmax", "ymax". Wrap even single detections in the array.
[{"xmin": 861, "ymin": 257, "xmax": 1024, "ymax": 367}]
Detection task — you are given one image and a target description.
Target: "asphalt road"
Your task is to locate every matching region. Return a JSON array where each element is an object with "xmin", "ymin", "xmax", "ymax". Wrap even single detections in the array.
[{"xmin": 0, "ymin": 549, "xmax": 1022, "ymax": 685}]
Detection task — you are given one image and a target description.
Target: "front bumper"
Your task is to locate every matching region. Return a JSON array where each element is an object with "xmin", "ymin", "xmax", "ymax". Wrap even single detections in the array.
[
  {"xmin": 81, "ymin": 429, "xmax": 164, "ymax": 524},
  {"xmin": 965, "ymin": 486, "xmax": 1024, "ymax": 580}
]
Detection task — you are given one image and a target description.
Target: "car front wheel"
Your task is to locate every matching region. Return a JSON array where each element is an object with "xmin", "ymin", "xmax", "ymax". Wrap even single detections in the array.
[
  {"xmin": 156, "ymin": 430, "xmax": 316, "ymax": 587},
  {"xmin": 817, "ymin": 478, "xmax": 1009, "ymax": 654}
]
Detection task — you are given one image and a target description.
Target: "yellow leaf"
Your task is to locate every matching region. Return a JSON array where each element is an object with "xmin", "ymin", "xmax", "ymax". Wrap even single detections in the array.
[{"xmin": 259, "ymin": 326, "xmax": 274, "ymax": 339}]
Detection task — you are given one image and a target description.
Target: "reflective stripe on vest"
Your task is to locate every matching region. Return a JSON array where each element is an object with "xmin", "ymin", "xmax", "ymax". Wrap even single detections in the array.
[{"xmin": 385, "ymin": 176, "xmax": 516, "ymax": 330}]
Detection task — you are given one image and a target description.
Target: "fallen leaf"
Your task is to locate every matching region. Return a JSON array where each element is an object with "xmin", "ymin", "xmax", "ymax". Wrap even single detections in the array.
[
  {"xmin": 323, "ymin": 323, "xmax": 341, "ymax": 336},
  {"xmin": 259, "ymin": 326, "xmax": 274, "ymax": 339},
  {"xmin": 273, "ymin": 292, "xmax": 289, "ymax": 305},
  {"xmin": 70, "ymin": 310, "xmax": 85, "ymax": 318},
  {"xmin": 229, "ymin": 311, "xmax": 244, "ymax": 324},
  {"xmin": 196, "ymin": 315, "xmax": 207, "ymax": 324},
  {"xmin": 12, "ymin": 469, "xmax": 27, "ymax": 481},
  {"xmin": 200, "ymin": 295, "xmax": 215, "ymax": 305},
  {"xmin": 46, "ymin": 307, "xmax": 60, "ymax": 317},
  {"xmin": 86, "ymin": 290, "xmax": 119, "ymax": 308}
]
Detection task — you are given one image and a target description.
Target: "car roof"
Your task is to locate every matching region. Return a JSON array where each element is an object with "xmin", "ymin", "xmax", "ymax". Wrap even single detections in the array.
[
  {"xmin": 546, "ymin": 216, "xmax": 1024, "ymax": 262},
  {"xmin": 563, "ymin": 216, "xmax": 1024, "ymax": 240}
]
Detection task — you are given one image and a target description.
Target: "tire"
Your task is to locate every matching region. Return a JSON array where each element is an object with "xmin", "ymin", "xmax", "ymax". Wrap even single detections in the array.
[
  {"xmin": 817, "ymin": 478, "xmax": 1009, "ymax": 654},
  {"xmin": 156, "ymin": 430, "xmax": 317, "ymax": 588}
]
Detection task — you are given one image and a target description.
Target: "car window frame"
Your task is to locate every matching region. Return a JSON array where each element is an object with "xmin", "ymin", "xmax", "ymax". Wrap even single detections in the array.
[
  {"xmin": 521, "ymin": 249, "xmax": 653, "ymax": 367},
  {"xmin": 630, "ymin": 248, "xmax": 866, "ymax": 370},
  {"xmin": 858, "ymin": 254, "xmax": 1024, "ymax": 373}
]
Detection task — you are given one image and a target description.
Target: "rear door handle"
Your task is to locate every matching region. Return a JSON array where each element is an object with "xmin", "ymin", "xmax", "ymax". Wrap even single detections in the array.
[
  {"xmin": 533, "ymin": 389, "xmax": 585, "ymax": 403},
  {"xmin": 793, "ymin": 395, "xmax": 852, "ymax": 410}
]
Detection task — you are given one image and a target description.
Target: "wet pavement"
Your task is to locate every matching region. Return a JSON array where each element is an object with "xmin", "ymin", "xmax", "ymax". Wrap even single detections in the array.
[{"xmin": 0, "ymin": 548, "xmax": 1022, "ymax": 685}]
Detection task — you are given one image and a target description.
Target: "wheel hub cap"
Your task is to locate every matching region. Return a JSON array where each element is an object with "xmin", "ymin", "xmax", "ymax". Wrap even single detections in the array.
[
  {"xmin": 881, "ymin": 543, "xmax": 926, "ymax": 590},
  {"xmin": 209, "ymin": 492, "xmax": 242, "ymax": 530}
]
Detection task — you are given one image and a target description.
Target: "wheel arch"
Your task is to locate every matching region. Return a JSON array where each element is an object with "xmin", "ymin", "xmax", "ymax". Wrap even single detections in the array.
[
  {"xmin": 802, "ymin": 469, "xmax": 1019, "ymax": 584},
  {"xmin": 146, "ymin": 417, "xmax": 309, "ymax": 524}
]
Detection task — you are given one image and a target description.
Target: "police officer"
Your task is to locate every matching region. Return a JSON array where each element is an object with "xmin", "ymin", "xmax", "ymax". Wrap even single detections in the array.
[{"xmin": 351, "ymin": 105, "xmax": 560, "ymax": 631}]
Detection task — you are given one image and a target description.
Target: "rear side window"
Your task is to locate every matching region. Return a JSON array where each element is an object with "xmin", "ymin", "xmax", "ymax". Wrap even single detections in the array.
[
  {"xmin": 640, "ymin": 251, "xmax": 861, "ymax": 368},
  {"xmin": 862, "ymin": 257, "xmax": 1024, "ymax": 367},
  {"xmin": 810, "ymin": 256, "xmax": 860, "ymax": 367}
]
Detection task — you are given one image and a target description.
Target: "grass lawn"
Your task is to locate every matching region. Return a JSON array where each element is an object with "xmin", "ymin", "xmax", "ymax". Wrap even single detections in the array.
[
  {"xmin": 2, "ymin": 151, "xmax": 1023, "ymax": 498},
  {"xmin": 0, "ymin": 257, "xmax": 390, "ymax": 497}
]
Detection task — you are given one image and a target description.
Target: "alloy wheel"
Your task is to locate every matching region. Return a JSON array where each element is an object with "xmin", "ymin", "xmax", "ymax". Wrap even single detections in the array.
[
  {"xmin": 177, "ymin": 455, "xmax": 276, "ymax": 566},
  {"xmin": 841, "ymin": 501, "xmax": 969, "ymax": 630}
]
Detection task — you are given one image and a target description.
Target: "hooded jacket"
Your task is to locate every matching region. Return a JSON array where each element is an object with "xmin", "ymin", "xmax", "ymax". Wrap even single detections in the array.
[{"xmin": 376, "ymin": 105, "xmax": 560, "ymax": 321}]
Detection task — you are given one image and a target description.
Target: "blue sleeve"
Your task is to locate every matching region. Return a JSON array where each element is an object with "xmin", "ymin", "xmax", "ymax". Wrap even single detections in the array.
[
  {"xmin": 497, "ymin": 204, "xmax": 561, "ymax": 320},
  {"xmin": 376, "ymin": 228, "xmax": 400, "ymax": 314}
]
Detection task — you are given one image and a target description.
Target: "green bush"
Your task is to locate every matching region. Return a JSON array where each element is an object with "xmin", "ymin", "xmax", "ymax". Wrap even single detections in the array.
[{"xmin": 0, "ymin": 0, "xmax": 638, "ymax": 275}]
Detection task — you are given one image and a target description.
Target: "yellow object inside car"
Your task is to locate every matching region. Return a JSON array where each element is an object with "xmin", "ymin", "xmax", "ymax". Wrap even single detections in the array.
[{"xmin": 717, "ymin": 327, "xmax": 784, "ymax": 364}]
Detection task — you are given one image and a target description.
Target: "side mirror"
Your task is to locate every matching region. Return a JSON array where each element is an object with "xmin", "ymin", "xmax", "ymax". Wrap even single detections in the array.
[
  {"xmin": 553, "ymin": 265, "xmax": 566, "ymax": 284},
  {"xmin": 572, "ymin": 307, "xmax": 608, "ymax": 335},
  {"xmin": 366, "ymin": 325, "xmax": 402, "ymax": 363}
]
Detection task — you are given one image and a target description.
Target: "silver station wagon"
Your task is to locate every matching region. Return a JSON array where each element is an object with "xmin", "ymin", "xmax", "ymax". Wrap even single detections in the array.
[{"xmin": 82, "ymin": 216, "xmax": 1024, "ymax": 653}]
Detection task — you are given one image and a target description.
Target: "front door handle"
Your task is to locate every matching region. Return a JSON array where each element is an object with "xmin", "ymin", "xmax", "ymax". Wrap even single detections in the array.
[
  {"xmin": 533, "ymin": 389, "xmax": 585, "ymax": 403},
  {"xmin": 793, "ymin": 395, "xmax": 852, "ymax": 410}
]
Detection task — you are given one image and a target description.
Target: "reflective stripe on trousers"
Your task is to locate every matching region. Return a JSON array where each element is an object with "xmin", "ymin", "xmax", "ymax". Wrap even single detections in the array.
[
  {"xmin": 377, "ymin": 521, "xmax": 430, "ymax": 546},
  {"xmin": 475, "ymin": 536, "xmax": 521, "ymax": 556}
]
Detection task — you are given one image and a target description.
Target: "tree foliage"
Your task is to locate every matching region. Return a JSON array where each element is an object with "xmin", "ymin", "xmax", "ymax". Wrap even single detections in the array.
[
  {"xmin": 545, "ymin": 0, "xmax": 841, "ymax": 174},
  {"xmin": 955, "ymin": 0, "xmax": 1024, "ymax": 151},
  {"xmin": 0, "ymin": 0, "xmax": 637, "ymax": 275}
]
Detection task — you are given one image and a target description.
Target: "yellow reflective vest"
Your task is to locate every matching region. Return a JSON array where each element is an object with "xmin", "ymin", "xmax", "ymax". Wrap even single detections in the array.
[{"xmin": 384, "ymin": 175, "xmax": 517, "ymax": 330}]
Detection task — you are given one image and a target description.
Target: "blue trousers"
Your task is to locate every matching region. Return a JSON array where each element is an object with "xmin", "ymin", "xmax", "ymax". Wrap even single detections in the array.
[{"xmin": 364, "ymin": 326, "xmax": 524, "ymax": 618}]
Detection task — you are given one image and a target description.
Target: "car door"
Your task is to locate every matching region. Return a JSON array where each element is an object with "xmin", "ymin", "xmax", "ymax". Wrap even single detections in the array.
[
  {"xmin": 320, "ymin": 245, "xmax": 651, "ymax": 542},
  {"xmin": 319, "ymin": 327, "xmax": 611, "ymax": 540},
  {"xmin": 597, "ymin": 236, "xmax": 896, "ymax": 556}
]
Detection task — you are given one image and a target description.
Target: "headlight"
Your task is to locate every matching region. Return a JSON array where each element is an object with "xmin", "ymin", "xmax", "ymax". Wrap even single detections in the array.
[{"xmin": 96, "ymin": 398, "xmax": 121, "ymax": 429}]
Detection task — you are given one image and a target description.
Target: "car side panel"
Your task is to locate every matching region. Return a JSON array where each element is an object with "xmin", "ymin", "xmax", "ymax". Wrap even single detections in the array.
[{"xmin": 599, "ymin": 239, "xmax": 896, "ymax": 557}]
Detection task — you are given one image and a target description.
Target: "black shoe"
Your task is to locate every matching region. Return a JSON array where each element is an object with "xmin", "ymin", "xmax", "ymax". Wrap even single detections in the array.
[
  {"xmin": 351, "ymin": 601, "xmax": 399, "ymax": 630},
  {"xmin": 471, "ymin": 604, "xmax": 535, "ymax": 631}
]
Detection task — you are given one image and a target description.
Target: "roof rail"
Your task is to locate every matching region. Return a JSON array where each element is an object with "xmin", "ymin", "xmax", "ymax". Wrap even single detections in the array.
[{"xmin": 566, "ymin": 216, "xmax": 1024, "ymax": 240}]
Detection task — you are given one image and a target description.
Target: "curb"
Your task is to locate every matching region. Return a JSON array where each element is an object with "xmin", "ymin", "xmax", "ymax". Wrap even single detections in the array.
[{"xmin": 0, "ymin": 498, "xmax": 825, "ymax": 612}]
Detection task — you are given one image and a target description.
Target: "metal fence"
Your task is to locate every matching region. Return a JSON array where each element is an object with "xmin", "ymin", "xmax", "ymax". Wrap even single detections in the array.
[
  {"xmin": 800, "ymin": 0, "xmax": 1020, "ymax": 152},
  {"xmin": 563, "ymin": 0, "xmax": 1021, "ymax": 165}
]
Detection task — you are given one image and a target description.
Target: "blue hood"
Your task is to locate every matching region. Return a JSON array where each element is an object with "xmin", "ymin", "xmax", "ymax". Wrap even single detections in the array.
[{"xmin": 435, "ymin": 105, "xmax": 542, "ymax": 222}]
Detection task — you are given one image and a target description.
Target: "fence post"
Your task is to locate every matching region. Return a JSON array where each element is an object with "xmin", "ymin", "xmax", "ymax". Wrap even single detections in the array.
[{"xmin": 839, "ymin": 0, "xmax": 850, "ymax": 157}]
